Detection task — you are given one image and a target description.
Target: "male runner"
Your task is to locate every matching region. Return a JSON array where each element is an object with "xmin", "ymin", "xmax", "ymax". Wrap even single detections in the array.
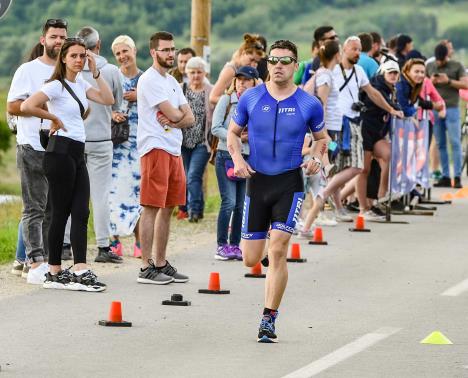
[{"xmin": 227, "ymin": 39, "xmax": 327, "ymax": 343}]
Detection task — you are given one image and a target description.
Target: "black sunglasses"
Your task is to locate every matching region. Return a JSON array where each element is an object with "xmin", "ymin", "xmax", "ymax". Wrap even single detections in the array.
[
  {"xmin": 266, "ymin": 56, "xmax": 297, "ymax": 65},
  {"xmin": 45, "ymin": 18, "xmax": 68, "ymax": 28}
]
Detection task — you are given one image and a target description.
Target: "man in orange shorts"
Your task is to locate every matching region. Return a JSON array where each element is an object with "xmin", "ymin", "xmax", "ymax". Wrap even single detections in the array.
[{"xmin": 136, "ymin": 31, "xmax": 195, "ymax": 285}]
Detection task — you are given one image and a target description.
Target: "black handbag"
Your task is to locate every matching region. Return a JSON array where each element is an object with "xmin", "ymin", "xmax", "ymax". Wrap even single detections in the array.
[
  {"xmin": 111, "ymin": 106, "xmax": 130, "ymax": 146},
  {"xmin": 39, "ymin": 79, "xmax": 86, "ymax": 149}
]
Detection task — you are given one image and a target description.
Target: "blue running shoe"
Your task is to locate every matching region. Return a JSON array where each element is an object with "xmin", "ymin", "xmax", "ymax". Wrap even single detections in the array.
[{"xmin": 257, "ymin": 313, "xmax": 278, "ymax": 343}]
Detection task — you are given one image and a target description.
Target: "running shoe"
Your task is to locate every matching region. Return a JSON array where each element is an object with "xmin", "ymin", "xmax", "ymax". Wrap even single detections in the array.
[
  {"xmin": 133, "ymin": 242, "xmax": 142, "ymax": 258},
  {"xmin": 137, "ymin": 260, "xmax": 174, "ymax": 285},
  {"xmin": 370, "ymin": 206, "xmax": 385, "ymax": 217},
  {"xmin": 43, "ymin": 269, "xmax": 74, "ymax": 290},
  {"xmin": 454, "ymin": 177, "xmax": 462, "ymax": 189},
  {"xmin": 434, "ymin": 177, "xmax": 451, "ymax": 188},
  {"xmin": 26, "ymin": 263, "xmax": 49, "ymax": 285},
  {"xmin": 110, "ymin": 239, "xmax": 123, "ymax": 257},
  {"xmin": 313, "ymin": 212, "xmax": 337, "ymax": 227},
  {"xmin": 157, "ymin": 261, "xmax": 189, "ymax": 283},
  {"xmin": 261, "ymin": 255, "xmax": 269, "ymax": 267},
  {"xmin": 229, "ymin": 245, "xmax": 243, "ymax": 261},
  {"xmin": 21, "ymin": 263, "xmax": 30, "ymax": 279},
  {"xmin": 214, "ymin": 244, "xmax": 236, "ymax": 261},
  {"xmin": 11, "ymin": 260, "xmax": 24, "ymax": 276},
  {"xmin": 361, "ymin": 209, "xmax": 385, "ymax": 222},
  {"xmin": 431, "ymin": 170, "xmax": 442, "ymax": 181},
  {"xmin": 71, "ymin": 270, "xmax": 106, "ymax": 292},
  {"xmin": 95, "ymin": 246, "xmax": 123, "ymax": 263},
  {"xmin": 335, "ymin": 208, "xmax": 353, "ymax": 222},
  {"xmin": 176, "ymin": 210, "xmax": 188, "ymax": 220},
  {"xmin": 346, "ymin": 200, "xmax": 360, "ymax": 213},
  {"xmin": 257, "ymin": 312, "xmax": 279, "ymax": 343},
  {"xmin": 298, "ymin": 227, "xmax": 314, "ymax": 239}
]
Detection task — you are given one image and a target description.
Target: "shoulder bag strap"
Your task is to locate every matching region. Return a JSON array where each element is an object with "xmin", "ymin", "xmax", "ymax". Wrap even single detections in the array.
[
  {"xmin": 339, "ymin": 64, "xmax": 356, "ymax": 92},
  {"xmin": 61, "ymin": 80, "xmax": 85, "ymax": 118}
]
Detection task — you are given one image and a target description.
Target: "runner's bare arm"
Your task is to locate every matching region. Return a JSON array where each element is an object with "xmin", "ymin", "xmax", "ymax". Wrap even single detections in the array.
[{"xmin": 227, "ymin": 118, "xmax": 255, "ymax": 178}]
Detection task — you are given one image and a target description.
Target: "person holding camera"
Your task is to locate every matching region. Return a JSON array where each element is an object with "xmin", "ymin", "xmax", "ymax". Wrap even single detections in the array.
[
  {"xmin": 356, "ymin": 60, "xmax": 404, "ymax": 215},
  {"xmin": 304, "ymin": 36, "xmax": 403, "ymax": 224}
]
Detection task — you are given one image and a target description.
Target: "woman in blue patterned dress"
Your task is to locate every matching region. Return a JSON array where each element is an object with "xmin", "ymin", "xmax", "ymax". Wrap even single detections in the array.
[{"xmin": 109, "ymin": 35, "xmax": 142, "ymax": 258}]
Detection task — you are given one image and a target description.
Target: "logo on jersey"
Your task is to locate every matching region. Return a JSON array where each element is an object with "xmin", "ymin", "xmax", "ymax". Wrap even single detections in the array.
[
  {"xmin": 262, "ymin": 105, "xmax": 271, "ymax": 112},
  {"xmin": 241, "ymin": 233, "xmax": 254, "ymax": 239},
  {"xmin": 278, "ymin": 107, "xmax": 296, "ymax": 115}
]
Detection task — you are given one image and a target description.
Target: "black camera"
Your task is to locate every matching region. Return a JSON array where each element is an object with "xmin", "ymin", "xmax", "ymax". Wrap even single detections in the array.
[{"xmin": 351, "ymin": 101, "xmax": 367, "ymax": 113}]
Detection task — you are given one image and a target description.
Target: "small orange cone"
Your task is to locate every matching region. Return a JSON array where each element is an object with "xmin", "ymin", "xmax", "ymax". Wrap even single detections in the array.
[
  {"xmin": 308, "ymin": 227, "xmax": 328, "ymax": 245},
  {"xmin": 198, "ymin": 272, "xmax": 230, "ymax": 294},
  {"xmin": 99, "ymin": 301, "xmax": 132, "ymax": 327},
  {"xmin": 441, "ymin": 193, "xmax": 454, "ymax": 201},
  {"xmin": 349, "ymin": 215, "xmax": 371, "ymax": 232},
  {"xmin": 287, "ymin": 243, "xmax": 307, "ymax": 263},
  {"xmin": 245, "ymin": 262, "xmax": 266, "ymax": 278}
]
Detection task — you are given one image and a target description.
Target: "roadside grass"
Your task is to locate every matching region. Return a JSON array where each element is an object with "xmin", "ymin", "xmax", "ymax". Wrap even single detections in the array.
[{"xmin": 0, "ymin": 200, "xmax": 21, "ymax": 264}]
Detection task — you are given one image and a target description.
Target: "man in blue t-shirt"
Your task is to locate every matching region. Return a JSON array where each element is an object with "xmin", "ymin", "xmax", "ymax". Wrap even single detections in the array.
[{"xmin": 227, "ymin": 39, "xmax": 327, "ymax": 343}]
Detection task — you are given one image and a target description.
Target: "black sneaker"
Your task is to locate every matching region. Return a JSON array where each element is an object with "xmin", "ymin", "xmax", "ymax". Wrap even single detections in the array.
[
  {"xmin": 43, "ymin": 269, "xmax": 74, "ymax": 290},
  {"xmin": 158, "ymin": 261, "xmax": 189, "ymax": 283},
  {"xmin": 370, "ymin": 206, "xmax": 385, "ymax": 217},
  {"xmin": 346, "ymin": 200, "xmax": 360, "ymax": 213},
  {"xmin": 137, "ymin": 259, "xmax": 174, "ymax": 285},
  {"xmin": 454, "ymin": 177, "xmax": 462, "ymax": 189},
  {"xmin": 71, "ymin": 270, "xmax": 106, "ymax": 292},
  {"xmin": 95, "ymin": 247, "xmax": 123, "ymax": 264},
  {"xmin": 434, "ymin": 177, "xmax": 452, "ymax": 188},
  {"xmin": 257, "ymin": 313, "xmax": 278, "ymax": 343},
  {"xmin": 61, "ymin": 244, "xmax": 73, "ymax": 261},
  {"xmin": 188, "ymin": 213, "xmax": 200, "ymax": 223},
  {"xmin": 261, "ymin": 255, "xmax": 269, "ymax": 267}
]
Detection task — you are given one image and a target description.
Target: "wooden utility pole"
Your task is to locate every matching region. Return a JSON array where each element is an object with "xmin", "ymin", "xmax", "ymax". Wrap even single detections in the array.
[{"xmin": 191, "ymin": 0, "xmax": 211, "ymax": 74}]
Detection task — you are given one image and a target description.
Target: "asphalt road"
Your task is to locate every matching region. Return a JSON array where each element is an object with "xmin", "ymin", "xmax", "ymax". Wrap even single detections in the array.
[{"xmin": 1, "ymin": 191, "xmax": 468, "ymax": 378}]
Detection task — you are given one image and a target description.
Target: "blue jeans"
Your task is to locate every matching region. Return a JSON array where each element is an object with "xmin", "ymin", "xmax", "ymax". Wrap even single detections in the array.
[
  {"xmin": 16, "ymin": 220, "xmax": 26, "ymax": 263},
  {"xmin": 434, "ymin": 107, "xmax": 462, "ymax": 178},
  {"xmin": 181, "ymin": 144, "xmax": 210, "ymax": 215},
  {"xmin": 215, "ymin": 150, "xmax": 246, "ymax": 246}
]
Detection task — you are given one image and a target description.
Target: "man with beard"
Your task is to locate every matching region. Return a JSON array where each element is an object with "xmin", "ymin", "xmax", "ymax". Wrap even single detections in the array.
[
  {"xmin": 7, "ymin": 19, "xmax": 67, "ymax": 284},
  {"xmin": 227, "ymin": 40, "xmax": 327, "ymax": 343},
  {"xmin": 136, "ymin": 31, "xmax": 194, "ymax": 285}
]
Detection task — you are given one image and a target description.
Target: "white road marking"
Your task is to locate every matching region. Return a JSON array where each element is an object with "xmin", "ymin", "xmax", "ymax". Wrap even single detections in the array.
[
  {"xmin": 282, "ymin": 327, "xmax": 401, "ymax": 378},
  {"xmin": 441, "ymin": 278, "xmax": 468, "ymax": 297}
]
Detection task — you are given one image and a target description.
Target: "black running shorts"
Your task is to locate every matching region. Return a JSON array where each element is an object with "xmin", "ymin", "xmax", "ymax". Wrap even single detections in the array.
[{"xmin": 241, "ymin": 168, "xmax": 305, "ymax": 240}]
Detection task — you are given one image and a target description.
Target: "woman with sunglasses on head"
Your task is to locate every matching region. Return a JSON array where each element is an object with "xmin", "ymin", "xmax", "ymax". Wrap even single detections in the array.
[
  {"xmin": 21, "ymin": 38, "xmax": 114, "ymax": 292},
  {"xmin": 356, "ymin": 60, "xmax": 403, "ymax": 215},
  {"xmin": 211, "ymin": 66, "xmax": 258, "ymax": 261},
  {"xmin": 209, "ymin": 33, "xmax": 265, "ymax": 105}
]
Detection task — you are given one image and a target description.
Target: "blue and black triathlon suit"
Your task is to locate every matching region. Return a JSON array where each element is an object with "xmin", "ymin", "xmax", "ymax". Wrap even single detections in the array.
[{"xmin": 232, "ymin": 84, "xmax": 324, "ymax": 240}]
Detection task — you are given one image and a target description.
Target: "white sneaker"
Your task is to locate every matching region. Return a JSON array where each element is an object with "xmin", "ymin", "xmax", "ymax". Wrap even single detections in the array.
[
  {"xmin": 314, "ymin": 212, "xmax": 338, "ymax": 227},
  {"xmin": 361, "ymin": 210, "xmax": 385, "ymax": 222},
  {"xmin": 11, "ymin": 260, "xmax": 24, "ymax": 276},
  {"xmin": 26, "ymin": 263, "xmax": 49, "ymax": 285},
  {"xmin": 298, "ymin": 228, "xmax": 314, "ymax": 239},
  {"xmin": 335, "ymin": 208, "xmax": 353, "ymax": 222}
]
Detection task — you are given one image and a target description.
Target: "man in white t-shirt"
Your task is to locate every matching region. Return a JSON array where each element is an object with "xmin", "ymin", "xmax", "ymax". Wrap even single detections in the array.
[
  {"xmin": 7, "ymin": 19, "xmax": 67, "ymax": 284},
  {"xmin": 310, "ymin": 36, "xmax": 402, "ymax": 223},
  {"xmin": 136, "ymin": 31, "xmax": 195, "ymax": 285}
]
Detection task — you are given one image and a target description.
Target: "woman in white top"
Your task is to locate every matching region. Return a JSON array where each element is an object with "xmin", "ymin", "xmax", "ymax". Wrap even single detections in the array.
[
  {"xmin": 21, "ymin": 38, "xmax": 114, "ymax": 292},
  {"xmin": 209, "ymin": 33, "xmax": 265, "ymax": 105}
]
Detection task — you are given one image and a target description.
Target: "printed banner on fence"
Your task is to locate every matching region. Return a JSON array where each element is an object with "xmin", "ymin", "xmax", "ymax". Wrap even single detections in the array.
[{"xmin": 391, "ymin": 118, "xmax": 430, "ymax": 195}]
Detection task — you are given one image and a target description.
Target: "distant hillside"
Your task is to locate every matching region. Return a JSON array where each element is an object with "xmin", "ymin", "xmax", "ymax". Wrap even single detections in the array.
[{"xmin": 0, "ymin": 0, "xmax": 466, "ymax": 81}]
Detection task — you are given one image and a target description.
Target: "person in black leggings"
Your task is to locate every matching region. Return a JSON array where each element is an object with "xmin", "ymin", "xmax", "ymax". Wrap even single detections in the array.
[{"xmin": 21, "ymin": 38, "xmax": 114, "ymax": 291}]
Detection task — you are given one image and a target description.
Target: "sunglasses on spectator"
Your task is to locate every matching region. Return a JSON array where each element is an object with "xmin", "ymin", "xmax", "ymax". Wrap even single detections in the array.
[
  {"xmin": 65, "ymin": 37, "xmax": 85, "ymax": 43},
  {"xmin": 266, "ymin": 56, "xmax": 297, "ymax": 65},
  {"xmin": 45, "ymin": 18, "xmax": 68, "ymax": 28},
  {"xmin": 156, "ymin": 47, "xmax": 178, "ymax": 53}
]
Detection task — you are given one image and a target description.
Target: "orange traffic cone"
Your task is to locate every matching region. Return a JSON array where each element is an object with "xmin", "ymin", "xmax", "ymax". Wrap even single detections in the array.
[
  {"xmin": 198, "ymin": 272, "xmax": 230, "ymax": 294},
  {"xmin": 308, "ymin": 227, "xmax": 328, "ymax": 245},
  {"xmin": 287, "ymin": 243, "xmax": 307, "ymax": 263},
  {"xmin": 245, "ymin": 262, "xmax": 266, "ymax": 278},
  {"xmin": 349, "ymin": 215, "xmax": 370, "ymax": 232},
  {"xmin": 99, "ymin": 301, "xmax": 132, "ymax": 327}
]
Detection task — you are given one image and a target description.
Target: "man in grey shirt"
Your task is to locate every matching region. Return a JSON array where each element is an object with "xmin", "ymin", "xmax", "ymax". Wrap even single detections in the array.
[
  {"xmin": 76, "ymin": 26, "xmax": 123, "ymax": 263},
  {"xmin": 426, "ymin": 43, "xmax": 468, "ymax": 188}
]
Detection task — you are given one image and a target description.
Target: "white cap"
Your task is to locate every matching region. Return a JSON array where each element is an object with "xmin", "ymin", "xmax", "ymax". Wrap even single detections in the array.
[{"xmin": 378, "ymin": 59, "xmax": 400, "ymax": 74}]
